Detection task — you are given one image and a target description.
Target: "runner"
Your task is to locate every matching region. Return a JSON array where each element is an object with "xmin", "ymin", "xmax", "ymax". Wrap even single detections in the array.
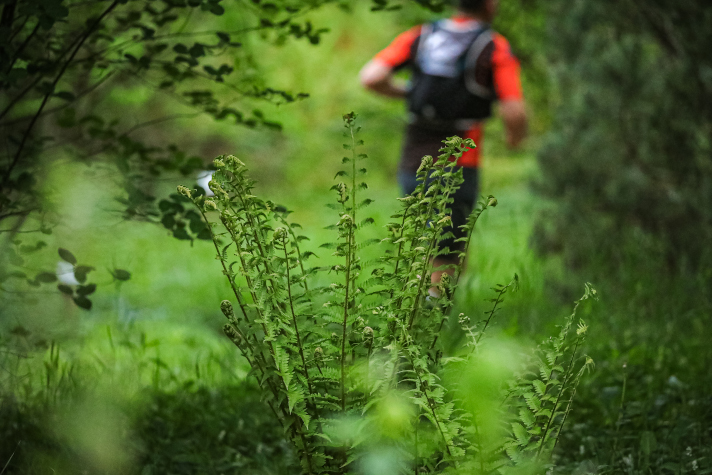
[{"xmin": 360, "ymin": 0, "xmax": 527, "ymax": 293}]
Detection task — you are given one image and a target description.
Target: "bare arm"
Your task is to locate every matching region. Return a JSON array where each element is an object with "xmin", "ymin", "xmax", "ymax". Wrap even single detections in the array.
[
  {"xmin": 359, "ymin": 60, "xmax": 407, "ymax": 99},
  {"xmin": 499, "ymin": 99, "xmax": 528, "ymax": 148}
]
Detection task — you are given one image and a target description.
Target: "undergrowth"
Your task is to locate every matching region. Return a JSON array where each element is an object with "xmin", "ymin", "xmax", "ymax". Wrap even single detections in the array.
[{"xmin": 180, "ymin": 113, "xmax": 595, "ymax": 475}]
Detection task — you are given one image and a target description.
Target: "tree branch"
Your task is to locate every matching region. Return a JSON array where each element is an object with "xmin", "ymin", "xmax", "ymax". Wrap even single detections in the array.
[{"xmin": 1, "ymin": 0, "xmax": 122, "ymax": 190}]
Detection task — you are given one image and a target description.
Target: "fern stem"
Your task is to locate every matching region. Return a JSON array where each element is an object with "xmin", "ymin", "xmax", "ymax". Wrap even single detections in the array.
[
  {"xmin": 530, "ymin": 296, "xmax": 587, "ymax": 457},
  {"xmin": 476, "ymin": 282, "xmax": 510, "ymax": 345},
  {"xmin": 222, "ymin": 223, "xmax": 285, "ymax": 386},
  {"xmin": 213, "ymin": 207, "xmax": 303, "ymax": 443},
  {"xmin": 427, "ymin": 195, "xmax": 496, "ymax": 353},
  {"xmin": 393, "ymin": 179, "xmax": 438, "ymax": 322},
  {"xmin": 200, "ymin": 210, "xmax": 252, "ymax": 328},
  {"xmin": 405, "ymin": 345, "xmax": 455, "ymax": 458},
  {"xmin": 201, "ymin": 209, "xmax": 282, "ymax": 396},
  {"xmin": 433, "ymin": 196, "xmax": 494, "ymax": 327},
  {"xmin": 404, "ymin": 162, "xmax": 438, "ymax": 262},
  {"xmin": 296, "ymin": 422, "xmax": 315, "ymax": 475},
  {"xmin": 403, "ymin": 160, "xmax": 459, "ymax": 331},
  {"xmin": 389, "ymin": 200, "xmax": 415, "ymax": 300},
  {"xmin": 349, "ymin": 119, "xmax": 357, "ymax": 238},
  {"xmin": 223, "ymin": 326, "xmax": 285, "ymax": 428},
  {"xmin": 406, "ymin": 231, "xmax": 439, "ymax": 331},
  {"xmin": 340, "ymin": 224, "xmax": 352, "ymax": 412},
  {"xmin": 231, "ymin": 186, "xmax": 280, "ymax": 296},
  {"xmin": 418, "ymin": 372, "xmax": 453, "ymax": 457},
  {"xmin": 283, "ymin": 244, "xmax": 311, "ymax": 385},
  {"xmin": 286, "ymin": 221, "xmax": 310, "ymax": 294},
  {"xmin": 550, "ymin": 362, "xmax": 588, "ymax": 456},
  {"xmin": 283, "ymin": 240, "xmax": 322, "ymax": 429},
  {"xmin": 536, "ymin": 336, "xmax": 582, "ymax": 460},
  {"xmin": 337, "ymin": 120, "xmax": 360, "ymax": 414}
]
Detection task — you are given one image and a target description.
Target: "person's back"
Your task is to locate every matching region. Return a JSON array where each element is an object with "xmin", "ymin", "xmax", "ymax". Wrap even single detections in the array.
[{"xmin": 360, "ymin": 0, "xmax": 527, "ymax": 290}]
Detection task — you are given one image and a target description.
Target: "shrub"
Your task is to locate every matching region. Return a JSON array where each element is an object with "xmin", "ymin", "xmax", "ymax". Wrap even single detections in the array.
[
  {"xmin": 182, "ymin": 114, "xmax": 595, "ymax": 474},
  {"xmin": 534, "ymin": 0, "xmax": 712, "ymax": 274}
]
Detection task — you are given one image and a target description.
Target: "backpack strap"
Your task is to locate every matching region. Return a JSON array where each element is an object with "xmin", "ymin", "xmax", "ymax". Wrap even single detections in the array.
[
  {"xmin": 414, "ymin": 21, "xmax": 435, "ymax": 65},
  {"xmin": 463, "ymin": 27, "xmax": 495, "ymax": 98}
]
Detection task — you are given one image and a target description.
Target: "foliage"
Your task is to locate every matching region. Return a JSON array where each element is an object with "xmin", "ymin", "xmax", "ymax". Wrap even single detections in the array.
[
  {"xmin": 0, "ymin": 341, "xmax": 292, "ymax": 474},
  {"xmin": 533, "ymin": 0, "xmax": 712, "ymax": 274},
  {"xmin": 500, "ymin": 284, "xmax": 594, "ymax": 468},
  {"xmin": 0, "ymin": 0, "xmax": 448, "ymax": 310},
  {"xmin": 541, "ymin": 262, "xmax": 712, "ymax": 475},
  {"xmin": 529, "ymin": 4, "xmax": 712, "ymax": 468},
  {"xmin": 0, "ymin": 0, "xmax": 345, "ymax": 308},
  {"xmin": 134, "ymin": 383, "xmax": 294, "ymax": 475},
  {"xmin": 180, "ymin": 114, "xmax": 593, "ymax": 474},
  {"xmin": 555, "ymin": 357, "xmax": 712, "ymax": 475}
]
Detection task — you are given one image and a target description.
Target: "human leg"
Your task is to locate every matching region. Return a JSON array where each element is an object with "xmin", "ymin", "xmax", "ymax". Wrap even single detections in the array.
[{"xmin": 430, "ymin": 166, "xmax": 479, "ymax": 291}]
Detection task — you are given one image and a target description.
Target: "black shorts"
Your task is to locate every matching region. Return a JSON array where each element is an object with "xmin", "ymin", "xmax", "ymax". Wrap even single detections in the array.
[{"xmin": 398, "ymin": 166, "xmax": 479, "ymax": 260}]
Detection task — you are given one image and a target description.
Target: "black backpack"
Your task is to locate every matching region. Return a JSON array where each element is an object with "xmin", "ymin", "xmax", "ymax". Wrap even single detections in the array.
[{"xmin": 407, "ymin": 20, "xmax": 496, "ymax": 124}]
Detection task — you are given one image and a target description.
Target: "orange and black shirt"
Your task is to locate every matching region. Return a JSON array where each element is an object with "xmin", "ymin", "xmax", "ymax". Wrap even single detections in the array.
[{"xmin": 373, "ymin": 16, "xmax": 523, "ymax": 169}]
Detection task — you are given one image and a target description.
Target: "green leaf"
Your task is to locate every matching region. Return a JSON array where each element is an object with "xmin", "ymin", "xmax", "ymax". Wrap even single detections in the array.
[
  {"xmin": 533, "ymin": 380, "xmax": 547, "ymax": 396},
  {"xmin": 113, "ymin": 269, "xmax": 131, "ymax": 281},
  {"xmin": 19, "ymin": 241, "xmax": 47, "ymax": 253},
  {"xmin": 73, "ymin": 296, "xmax": 92, "ymax": 310},
  {"xmin": 58, "ymin": 248, "xmax": 77, "ymax": 265},
  {"xmin": 74, "ymin": 265, "xmax": 94, "ymax": 284},
  {"xmin": 158, "ymin": 199, "xmax": 179, "ymax": 213},
  {"xmin": 173, "ymin": 44, "xmax": 188, "ymax": 54},
  {"xmin": 161, "ymin": 214, "xmax": 176, "ymax": 229},
  {"xmin": 295, "ymin": 409, "xmax": 311, "ymax": 430},
  {"xmin": 57, "ymin": 284, "xmax": 74, "ymax": 295},
  {"xmin": 519, "ymin": 407, "xmax": 535, "ymax": 427},
  {"xmin": 189, "ymin": 43, "xmax": 205, "ymax": 58},
  {"xmin": 173, "ymin": 227, "xmax": 191, "ymax": 240},
  {"xmin": 524, "ymin": 392, "xmax": 541, "ymax": 412},
  {"xmin": 35, "ymin": 272, "xmax": 57, "ymax": 283},
  {"xmin": 287, "ymin": 384, "xmax": 305, "ymax": 414},
  {"xmin": 512, "ymin": 422, "xmax": 530, "ymax": 445},
  {"xmin": 77, "ymin": 283, "xmax": 97, "ymax": 296}
]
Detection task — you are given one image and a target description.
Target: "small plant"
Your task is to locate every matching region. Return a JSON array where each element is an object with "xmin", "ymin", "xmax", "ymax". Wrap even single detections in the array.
[{"xmin": 181, "ymin": 113, "xmax": 594, "ymax": 474}]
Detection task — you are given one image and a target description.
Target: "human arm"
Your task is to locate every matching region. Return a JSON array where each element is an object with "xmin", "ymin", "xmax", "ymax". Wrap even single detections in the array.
[
  {"xmin": 491, "ymin": 34, "xmax": 528, "ymax": 148},
  {"xmin": 360, "ymin": 26, "xmax": 421, "ymax": 99},
  {"xmin": 499, "ymin": 99, "xmax": 527, "ymax": 148},
  {"xmin": 359, "ymin": 60, "xmax": 407, "ymax": 98}
]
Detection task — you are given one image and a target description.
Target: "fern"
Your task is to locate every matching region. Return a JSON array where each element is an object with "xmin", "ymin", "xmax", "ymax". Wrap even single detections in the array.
[
  {"xmin": 181, "ymin": 114, "xmax": 595, "ymax": 475},
  {"xmin": 502, "ymin": 284, "xmax": 597, "ymax": 469}
]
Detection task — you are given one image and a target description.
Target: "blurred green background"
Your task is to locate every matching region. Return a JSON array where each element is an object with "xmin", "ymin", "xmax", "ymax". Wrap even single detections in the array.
[{"xmin": 1, "ymin": 0, "xmax": 710, "ymax": 473}]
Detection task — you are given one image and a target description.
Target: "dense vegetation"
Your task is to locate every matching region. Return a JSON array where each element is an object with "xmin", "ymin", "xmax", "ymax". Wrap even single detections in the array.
[
  {"xmin": 1, "ymin": 0, "xmax": 710, "ymax": 474},
  {"xmin": 535, "ymin": 0, "xmax": 712, "ymax": 273}
]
